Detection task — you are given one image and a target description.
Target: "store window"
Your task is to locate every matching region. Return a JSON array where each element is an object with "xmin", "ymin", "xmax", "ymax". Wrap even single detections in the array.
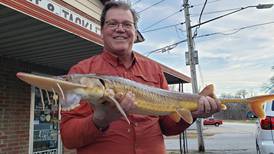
[{"xmin": 29, "ymin": 87, "xmax": 62, "ymax": 154}]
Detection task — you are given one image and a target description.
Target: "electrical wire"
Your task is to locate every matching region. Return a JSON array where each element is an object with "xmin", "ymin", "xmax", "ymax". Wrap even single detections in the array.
[
  {"xmin": 196, "ymin": 21, "xmax": 274, "ymax": 38},
  {"xmin": 191, "ymin": 7, "xmax": 242, "ymax": 17},
  {"xmin": 132, "ymin": 0, "xmax": 142, "ymax": 6},
  {"xmin": 145, "ymin": 39, "xmax": 188, "ymax": 57},
  {"xmin": 137, "ymin": 0, "xmax": 166, "ymax": 13},
  {"xmin": 142, "ymin": 9, "xmax": 184, "ymax": 31},
  {"xmin": 145, "ymin": 21, "xmax": 274, "ymax": 57},
  {"xmin": 141, "ymin": 22, "xmax": 185, "ymax": 33},
  {"xmin": 193, "ymin": 0, "xmax": 208, "ymax": 39},
  {"xmin": 191, "ymin": 0, "xmax": 222, "ymax": 7}
]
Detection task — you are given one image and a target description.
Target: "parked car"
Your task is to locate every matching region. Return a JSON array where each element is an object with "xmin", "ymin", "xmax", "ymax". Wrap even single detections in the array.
[
  {"xmin": 255, "ymin": 100, "xmax": 274, "ymax": 154},
  {"xmin": 203, "ymin": 118, "xmax": 223, "ymax": 127}
]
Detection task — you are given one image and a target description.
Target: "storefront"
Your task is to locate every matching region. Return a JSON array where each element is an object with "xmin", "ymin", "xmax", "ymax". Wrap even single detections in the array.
[{"xmin": 0, "ymin": 0, "xmax": 191, "ymax": 153}]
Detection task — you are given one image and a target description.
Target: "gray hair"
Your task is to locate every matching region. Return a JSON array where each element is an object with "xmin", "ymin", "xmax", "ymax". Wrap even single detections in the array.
[{"xmin": 100, "ymin": 1, "xmax": 139, "ymax": 29}]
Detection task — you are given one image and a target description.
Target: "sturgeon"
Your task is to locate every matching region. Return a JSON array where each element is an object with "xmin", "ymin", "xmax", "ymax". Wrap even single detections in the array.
[{"xmin": 16, "ymin": 72, "xmax": 274, "ymax": 124}]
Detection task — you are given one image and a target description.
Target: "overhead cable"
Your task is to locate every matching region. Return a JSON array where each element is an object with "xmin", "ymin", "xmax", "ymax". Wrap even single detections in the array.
[
  {"xmin": 145, "ymin": 21, "xmax": 274, "ymax": 56},
  {"xmin": 191, "ymin": 7, "xmax": 242, "ymax": 17},
  {"xmin": 142, "ymin": 9, "xmax": 184, "ymax": 31},
  {"xmin": 141, "ymin": 22, "xmax": 185, "ymax": 33},
  {"xmin": 132, "ymin": 0, "xmax": 142, "ymax": 6},
  {"xmin": 196, "ymin": 21, "xmax": 274, "ymax": 37},
  {"xmin": 137, "ymin": 0, "xmax": 166, "ymax": 13},
  {"xmin": 146, "ymin": 39, "xmax": 187, "ymax": 57},
  {"xmin": 193, "ymin": 0, "xmax": 208, "ymax": 38},
  {"xmin": 191, "ymin": 0, "xmax": 222, "ymax": 7}
]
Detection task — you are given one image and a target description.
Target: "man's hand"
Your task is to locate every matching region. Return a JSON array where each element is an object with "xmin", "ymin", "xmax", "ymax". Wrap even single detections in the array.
[
  {"xmin": 92, "ymin": 90, "xmax": 136, "ymax": 130},
  {"xmin": 191, "ymin": 96, "xmax": 221, "ymax": 118}
]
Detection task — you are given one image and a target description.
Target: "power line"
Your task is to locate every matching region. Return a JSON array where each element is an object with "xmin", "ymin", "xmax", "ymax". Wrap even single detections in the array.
[
  {"xmin": 145, "ymin": 21, "xmax": 274, "ymax": 56},
  {"xmin": 141, "ymin": 22, "xmax": 185, "ymax": 33},
  {"xmin": 132, "ymin": 0, "xmax": 142, "ymax": 6},
  {"xmin": 142, "ymin": 9, "xmax": 184, "ymax": 31},
  {"xmin": 191, "ymin": 0, "xmax": 222, "ymax": 7},
  {"xmin": 191, "ymin": 7, "xmax": 242, "ymax": 17},
  {"xmin": 137, "ymin": 0, "xmax": 166, "ymax": 13},
  {"xmin": 193, "ymin": 0, "xmax": 208, "ymax": 38},
  {"xmin": 198, "ymin": 0, "xmax": 208, "ymax": 24},
  {"xmin": 196, "ymin": 21, "xmax": 274, "ymax": 38},
  {"xmin": 145, "ymin": 39, "xmax": 188, "ymax": 57}
]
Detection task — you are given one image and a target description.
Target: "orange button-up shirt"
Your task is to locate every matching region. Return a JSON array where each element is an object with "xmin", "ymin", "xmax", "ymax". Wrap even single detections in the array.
[{"xmin": 60, "ymin": 51, "xmax": 191, "ymax": 154}]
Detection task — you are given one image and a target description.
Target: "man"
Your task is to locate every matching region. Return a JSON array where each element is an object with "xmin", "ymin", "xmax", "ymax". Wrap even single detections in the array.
[{"xmin": 60, "ymin": 1, "xmax": 221, "ymax": 154}]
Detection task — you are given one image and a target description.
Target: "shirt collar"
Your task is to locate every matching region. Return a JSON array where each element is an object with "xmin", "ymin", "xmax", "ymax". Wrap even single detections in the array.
[{"xmin": 102, "ymin": 50, "xmax": 138, "ymax": 68}]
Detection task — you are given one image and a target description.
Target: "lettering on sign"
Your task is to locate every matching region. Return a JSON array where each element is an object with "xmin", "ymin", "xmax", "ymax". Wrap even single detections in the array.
[{"xmin": 28, "ymin": 0, "xmax": 101, "ymax": 35}]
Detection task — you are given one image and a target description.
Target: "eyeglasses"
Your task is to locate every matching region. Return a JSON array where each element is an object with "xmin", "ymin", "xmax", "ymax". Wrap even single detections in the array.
[{"xmin": 105, "ymin": 20, "xmax": 135, "ymax": 30}]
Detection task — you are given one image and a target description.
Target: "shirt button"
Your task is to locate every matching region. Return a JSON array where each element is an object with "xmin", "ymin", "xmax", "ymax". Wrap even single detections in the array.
[
  {"xmin": 135, "ymin": 122, "xmax": 138, "ymax": 127},
  {"xmin": 127, "ymin": 128, "xmax": 131, "ymax": 133}
]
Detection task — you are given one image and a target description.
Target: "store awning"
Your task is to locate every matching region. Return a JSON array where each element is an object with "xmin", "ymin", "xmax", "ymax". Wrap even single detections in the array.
[{"xmin": 0, "ymin": 1, "xmax": 191, "ymax": 84}]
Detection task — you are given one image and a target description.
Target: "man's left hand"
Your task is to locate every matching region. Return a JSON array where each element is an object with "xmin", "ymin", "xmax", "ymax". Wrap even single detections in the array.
[{"xmin": 191, "ymin": 96, "xmax": 221, "ymax": 118}]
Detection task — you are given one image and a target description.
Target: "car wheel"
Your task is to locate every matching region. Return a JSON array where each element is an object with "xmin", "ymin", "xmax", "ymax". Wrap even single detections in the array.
[
  {"xmin": 256, "ymin": 140, "xmax": 261, "ymax": 154},
  {"xmin": 214, "ymin": 123, "xmax": 220, "ymax": 127}
]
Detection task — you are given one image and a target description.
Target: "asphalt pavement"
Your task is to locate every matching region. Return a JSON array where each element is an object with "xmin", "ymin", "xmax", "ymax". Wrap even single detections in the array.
[{"xmin": 165, "ymin": 122, "xmax": 257, "ymax": 154}]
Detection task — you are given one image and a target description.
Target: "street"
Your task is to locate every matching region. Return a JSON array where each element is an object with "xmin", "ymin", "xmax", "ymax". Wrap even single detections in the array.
[{"xmin": 165, "ymin": 122, "xmax": 257, "ymax": 154}]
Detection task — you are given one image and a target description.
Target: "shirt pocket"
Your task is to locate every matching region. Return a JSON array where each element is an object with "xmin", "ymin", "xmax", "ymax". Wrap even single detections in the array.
[{"xmin": 133, "ymin": 73, "xmax": 160, "ymax": 88}]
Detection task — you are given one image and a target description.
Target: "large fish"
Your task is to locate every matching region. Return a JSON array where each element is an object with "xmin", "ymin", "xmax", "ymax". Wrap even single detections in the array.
[{"xmin": 16, "ymin": 72, "xmax": 274, "ymax": 124}]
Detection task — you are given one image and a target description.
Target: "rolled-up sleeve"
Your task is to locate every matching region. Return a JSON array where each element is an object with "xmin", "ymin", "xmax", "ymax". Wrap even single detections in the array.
[{"xmin": 60, "ymin": 102, "xmax": 103, "ymax": 149}]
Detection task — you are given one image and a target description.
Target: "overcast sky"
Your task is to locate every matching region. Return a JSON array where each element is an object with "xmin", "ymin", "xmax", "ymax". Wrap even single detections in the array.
[{"xmin": 130, "ymin": 0, "xmax": 274, "ymax": 96}]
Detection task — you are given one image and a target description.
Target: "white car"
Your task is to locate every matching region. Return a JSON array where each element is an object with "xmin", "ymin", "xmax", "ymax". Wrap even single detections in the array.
[{"xmin": 255, "ymin": 100, "xmax": 274, "ymax": 154}]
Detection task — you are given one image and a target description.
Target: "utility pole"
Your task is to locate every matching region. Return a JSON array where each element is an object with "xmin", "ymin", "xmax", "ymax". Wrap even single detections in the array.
[{"xmin": 182, "ymin": 0, "xmax": 205, "ymax": 152}]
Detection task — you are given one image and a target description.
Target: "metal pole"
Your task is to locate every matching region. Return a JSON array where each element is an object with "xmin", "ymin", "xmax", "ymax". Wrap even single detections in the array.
[
  {"xmin": 179, "ymin": 83, "xmax": 183, "ymax": 154},
  {"xmin": 182, "ymin": 0, "xmax": 205, "ymax": 152}
]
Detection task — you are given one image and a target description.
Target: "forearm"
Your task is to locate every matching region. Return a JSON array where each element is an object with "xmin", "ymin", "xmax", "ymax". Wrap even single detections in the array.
[
  {"xmin": 61, "ymin": 114, "xmax": 103, "ymax": 149},
  {"xmin": 60, "ymin": 102, "xmax": 103, "ymax": 149},
  {"xmin": 159, "ymin": 115, "xmax": 194, "ymax": 136}
]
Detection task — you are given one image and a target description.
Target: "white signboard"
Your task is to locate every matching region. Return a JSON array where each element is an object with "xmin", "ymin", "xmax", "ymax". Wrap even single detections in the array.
[{"xmin": 27, "ymin": 0, "xmax": 101, "ymax": 35}]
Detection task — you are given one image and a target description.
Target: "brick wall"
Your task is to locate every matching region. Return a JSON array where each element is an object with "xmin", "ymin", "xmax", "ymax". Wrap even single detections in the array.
[{"xmin": 0, "ymin": 56, "xmax": 66, "ymax": 154}]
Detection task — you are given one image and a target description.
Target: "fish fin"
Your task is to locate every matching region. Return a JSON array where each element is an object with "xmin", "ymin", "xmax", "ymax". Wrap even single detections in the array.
[
  {"xmin": 246, "ymin": 94, "xmax": 274, "ymax": 119},
  {"xmin": 200, "ymin": 84, "xmax": 228, "ymax": 110},
  {"xmin": 175, "ymin": 108, "xmax": 193, "ymax": 124},
  {"xmin": 105, "ymin": 95, "xmax": 130, "ymax": 124},
  {"xmin": 169, "ymin": 113, "xmax": 181, "ymax": 123},
  {"xmin": 199, "ymin": 84, "xmax": 216, "ymax": 98}
]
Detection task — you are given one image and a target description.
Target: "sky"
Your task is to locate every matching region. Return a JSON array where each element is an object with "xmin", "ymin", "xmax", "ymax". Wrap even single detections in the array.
[{"xmin": 129, "ymin": 0, "xmax": 274, "ymax": 96}]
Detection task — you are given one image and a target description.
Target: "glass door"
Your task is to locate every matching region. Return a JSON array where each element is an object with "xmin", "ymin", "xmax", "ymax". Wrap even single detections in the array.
[{"xmin": 29, "ymin": 86, "xmax": 61, "ymax": 154}]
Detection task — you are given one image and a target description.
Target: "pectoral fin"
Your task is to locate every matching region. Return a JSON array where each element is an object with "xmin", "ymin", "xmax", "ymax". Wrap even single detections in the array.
[
  {"xmin": 169, "ymin": 113, "xmax": 181, "ymax": 123},
  {"xmin": 105, "ymin": 95, "xmax": 130, "ymax": 124},
  {"xmin": 169, "ymin": 108, "xmax": 193, "ymax": 124}
]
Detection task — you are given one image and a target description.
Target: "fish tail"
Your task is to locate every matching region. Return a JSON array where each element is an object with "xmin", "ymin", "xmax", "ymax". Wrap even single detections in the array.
[{"xmin": 246, "ymin": 94, "xmax": 274, "ymax": 119}]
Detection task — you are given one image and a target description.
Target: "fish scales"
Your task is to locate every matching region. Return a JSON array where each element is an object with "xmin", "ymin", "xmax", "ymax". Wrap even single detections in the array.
[
  {"xmin": 66, "ymin": 74, "xmax": 199, "ymax": 114},
  {"xmin": 90, "ymin": 75, "xmax": 199, "ymax": 114}
]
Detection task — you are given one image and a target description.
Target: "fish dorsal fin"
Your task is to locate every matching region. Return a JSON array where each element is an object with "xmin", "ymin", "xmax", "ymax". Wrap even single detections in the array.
[
  {"xmin": 199, "ymin": 84, "xmax": 215, "ymax": 98},
  {"xmin": 199, "ymin": 84, "xmax": 229, "ymax": 110},
  {"xmin": 175, "ymin": 108, "xmax": 193, "ymax": 124}
]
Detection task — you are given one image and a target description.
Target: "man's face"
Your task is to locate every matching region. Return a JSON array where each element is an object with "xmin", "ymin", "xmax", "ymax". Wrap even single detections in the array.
[{"xmin": 101, "ymin": 8, "xmax": 137, "ymax": 56}]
